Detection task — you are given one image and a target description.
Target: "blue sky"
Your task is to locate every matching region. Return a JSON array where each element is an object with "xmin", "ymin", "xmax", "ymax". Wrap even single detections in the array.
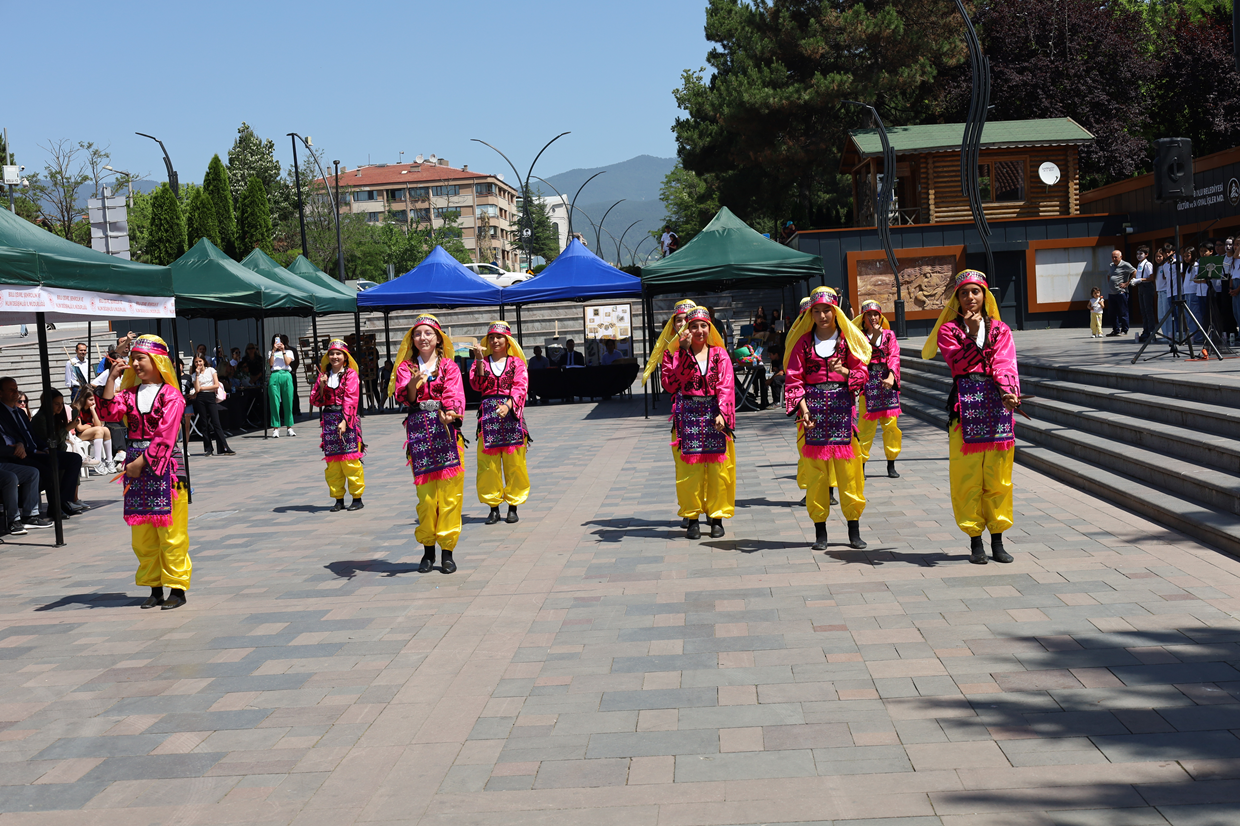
[{"xmin": 9, "ymin": 0, "xmax": 709, "ymax": 184}]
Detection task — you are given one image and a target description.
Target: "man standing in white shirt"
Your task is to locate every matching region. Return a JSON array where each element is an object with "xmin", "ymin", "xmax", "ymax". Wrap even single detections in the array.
[
  {"xmin": 1132, "ymin": 246, "xmax": 1156, "ymax": 342},
  {"xmin": 1155, "ymin": 244, "xmax": 1177, "ymax": 340},
  {"xmin": 64, "ymin": 342, "xmax": 90, "ymax": 401}
]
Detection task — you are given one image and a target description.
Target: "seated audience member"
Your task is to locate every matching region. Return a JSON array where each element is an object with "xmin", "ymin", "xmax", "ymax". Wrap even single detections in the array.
[
  {"xmin": 1, "ymin": 380, "xmax": 85, "ymax": 517},
  {"xmin": 559, "ymin": 339, "xmax": 585, "ymax": 367},
  {"xmin": 600, "ymin": 339, "xmax": 623, "ymax": 365},
  {"xmin": 528, "ymin": 346, "xmax": 550, "ymax": 370}
]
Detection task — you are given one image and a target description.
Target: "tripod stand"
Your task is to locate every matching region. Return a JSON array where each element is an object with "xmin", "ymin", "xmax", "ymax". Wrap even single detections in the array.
[{"xmin": 1131, "ymin": 226, "xmax": 1227, "ymax": 363}]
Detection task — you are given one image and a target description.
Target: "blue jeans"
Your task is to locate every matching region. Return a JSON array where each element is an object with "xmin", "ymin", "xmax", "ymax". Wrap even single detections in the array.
[
  {"xmin": 1158, "ymin": 293, "xmax": 1172, "ymax": 339},
  {"xmin": 1185, "ymin": 294, "xmax": 1203, "ymax": 342}
]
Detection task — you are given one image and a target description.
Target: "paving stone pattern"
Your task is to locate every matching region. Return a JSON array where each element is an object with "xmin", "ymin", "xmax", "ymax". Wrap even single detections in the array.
[{"xmin": 0, "ymin": 398, "xmax": 1238, "ymax": 825}]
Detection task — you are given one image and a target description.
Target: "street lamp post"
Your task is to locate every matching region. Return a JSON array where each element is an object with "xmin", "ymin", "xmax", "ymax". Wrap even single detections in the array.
[
  {"xmin": 333, "ymin": 160, "xmax": 346, "ymax": 283},
  {"xmin": 470, "ymin": 133, "xmax": 570, "ymax": 271},
  {"xmin": 596, "ymin": 200, "xmax": 625, "ymax": 259},
  {"xmin": 102, "ymin": 165, "xmax": 137, "ymax": 207},
  {"xmin": 135, "ymin": 132, "xmax": 178, "ymax": 196},
  {"xmin": 617, "ymin": 220, "xmax": 642, "ymax": 267},
  {"xmin": 569, "ymin": 170, "xmax": 605, "ymax": 238},
  {"xmin": 287, "ymin": 133, "xmax": 309, "ymax": 257}
]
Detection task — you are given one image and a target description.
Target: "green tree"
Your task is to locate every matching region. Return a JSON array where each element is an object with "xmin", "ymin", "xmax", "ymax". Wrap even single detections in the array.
[
  {"xmin": 227, "ymin": 123, "xmax": 294, "ymax": 230},
  {"xmin": 657, "ymin": 162, "xmax": 721, "ymax": 245},
  {"xmin": 37, "ymin": 139, "xmax": 90, "ymax": 243},
  {"xmin": 146, "ymin": 183, "xmax": 187, "ymax": 265},
  {"xmin": 127, "ymin": 187, "xmax": 153, "ymax": 262},
  {"xmin": 522, "ymin": 187, "xmax": 560, "ymax": 263},
  {"xmin": 185, "ymin": 186, "xmax": 220, "ymax": 248},
  {"xmin": 237, "ymin": 176, "xmax": 274, "ymax": 256},
  {"xmin": 672, "ymin": 0, "xmax": 964, "ymax": 228},
  {"xmin": 203, "ymin": 154, "xmax": 237, "ymax": 258}
]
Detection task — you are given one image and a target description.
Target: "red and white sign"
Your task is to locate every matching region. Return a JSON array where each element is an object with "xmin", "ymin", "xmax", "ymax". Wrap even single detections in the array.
[{"xmin": 0, "ymin": 285, "xmax": 175, "ymax": 322}]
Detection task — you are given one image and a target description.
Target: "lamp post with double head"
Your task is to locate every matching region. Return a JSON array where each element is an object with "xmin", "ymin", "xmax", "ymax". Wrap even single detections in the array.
[
  {"xmin": 135, "ymin": 132, "xmax": 178, "ymax": 197},
  {"xmin": 470, "ymin": 133, "xmax": 570, "ymax": 271}
]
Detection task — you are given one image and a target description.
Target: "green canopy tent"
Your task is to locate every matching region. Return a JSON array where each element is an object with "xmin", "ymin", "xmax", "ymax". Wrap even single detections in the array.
[
  {"xmin": 0, "ymin": 207, "xmax": 176, "ymax": 546},
  {"xmin": 174, "ymin": 239, "xmax": 312, "ymax": 317},
  {"xmin": 285, "ymin": 255, "xmax": 363, "ymax": 382}
]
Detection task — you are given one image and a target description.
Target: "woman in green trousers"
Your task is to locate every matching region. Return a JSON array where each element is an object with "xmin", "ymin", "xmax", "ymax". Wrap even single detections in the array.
[{"xmin": 268, "ymin": 334, "xmax": 297, "ymax": 437}]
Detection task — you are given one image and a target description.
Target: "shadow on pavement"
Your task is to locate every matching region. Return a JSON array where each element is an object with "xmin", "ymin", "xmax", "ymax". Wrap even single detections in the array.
[
  {"xmin": 34, "ymin": 592, "xmax": 142, "ymax": 611},
  {"xmin": 325, "ymin": 559, "xmax": 425, "ymax": 579},
  {"xmin": 273, "ymin": 505, "xmax": 336, "ymax": 514},
  {"xmin": 582, "ymin": 517, "xmax": 677, "ymax": 543},
  {"xmin": 701, "ymin": 538, "xmax": 806, "ymax": 554}
]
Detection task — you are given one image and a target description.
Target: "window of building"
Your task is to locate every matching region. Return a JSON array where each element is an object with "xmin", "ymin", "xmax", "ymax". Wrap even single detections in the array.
[
  {"xmin": 433, "ymin": 207, "xmax": 460, "ymax": 219},
  {"xmin": 388, "ymin": 189, "xmax": 405, "ymax": 201},
  {"xmin": 354, "ymin": 190, "xmax": 378, "ymax": 202},
  {"xmin": 477, "ymin": 204, "xmax": 499, "ymax": 217},
  {"xmin": 489, "ymin": 226, "xmax": 498, "ymax": 238},
  {"xmin": 408, "ymin": 187, "xmax": 428, "ymax": 199},
  {"xmin": 977, "ymin": 160, "xmax": 1026, "ymax": 202},
  {"xmin": 499, "ymin": 209, "xmax": 508, "ymax": 221},
  {"xmin": 431, "ymin": 185, "xmax": 460, "ymax": 197},
  {"xmin": 475, "ymin": 183, "xmax": 497, "ymax": 196},
  {"xmin": 390, "ymin": 210, "xmax": 407, "ymax": 223},
  {"xmin": 412, "ymin": 208, "xmax": 430, "ymax": 223},
  {"xmin": 366, "ymin": 212, "xmax": 383, "ymax": 223}
]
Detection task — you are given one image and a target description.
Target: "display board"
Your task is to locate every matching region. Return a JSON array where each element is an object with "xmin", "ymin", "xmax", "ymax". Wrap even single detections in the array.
[{"xmin": 583, "ymin": 303, "xmax": 633, "ymax": 364}]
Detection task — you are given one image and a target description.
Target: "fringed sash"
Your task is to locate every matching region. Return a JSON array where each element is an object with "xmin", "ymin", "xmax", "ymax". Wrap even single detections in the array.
[
  {"xmin": 320, "ymin": 406, "xmax": 363, "ymax": 462},
  {"xmin": 675, "ymin": 395, "xmax": 727, "ymax": 463},
  {"xmin": 803, "ymin": 383, "xmax": 854, "ymax": 460},
  {"xmin": 956, "ymin": 374, "xmax": 1015, "ymax": 453},
  {"xmin": 405, "ymin": 410, "xmax": 461, "ymax": 484},
  {"xmin": 862, "ymin": 362, "xmax": 900, "ymax": 419},
  {"xmin": 479, "ymin": 396, "xmax": 525, "ymax": 454},
  {"xmin": 121, "ymin": 441, "xmax": 174, "ymax": 526}
]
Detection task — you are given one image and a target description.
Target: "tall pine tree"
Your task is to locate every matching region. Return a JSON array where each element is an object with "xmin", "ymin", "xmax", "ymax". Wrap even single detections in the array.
[
  {"xmin": 238, "ymin": 176, "xmax": 274, "ymax": 256},
  {"xmin": 203, "ymin": 154, "xmax": 237, "ymax": 258},
  {"xmin": 146, "ymin": 184, "xmax": 187, "ymax": 265},
  {"xmin": 185, "ymin": 187, "xmax": 220, "ymax": 249}
]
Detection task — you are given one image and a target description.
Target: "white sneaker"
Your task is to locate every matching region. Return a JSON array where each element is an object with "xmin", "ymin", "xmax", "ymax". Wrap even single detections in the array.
[
  {"xmin": 272, "ymin": 430, "xmax": 281, "ymax": 438},
  {"xmin": 287, "ymin": 428, "xmax": 297, "ymax": 437},
  {"xmin": 114, "ymin": 450, "xmax": 127, "ymax": 463}
]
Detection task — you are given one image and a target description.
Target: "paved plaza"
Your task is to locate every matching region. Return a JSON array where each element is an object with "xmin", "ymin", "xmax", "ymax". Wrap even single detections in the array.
[{"xmin": 0, "ymin": 396, "xmax": 1238, "ymax": 825}]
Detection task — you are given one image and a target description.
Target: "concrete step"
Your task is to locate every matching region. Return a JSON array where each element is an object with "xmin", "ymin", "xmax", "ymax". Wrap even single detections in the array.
[{"xmin": 897, "ymin": 373, "xmax": 1240, "ymax": 557}]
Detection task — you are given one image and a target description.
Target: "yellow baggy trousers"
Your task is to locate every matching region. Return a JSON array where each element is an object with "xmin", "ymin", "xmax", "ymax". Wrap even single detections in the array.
[
  {"xmin": 675, "ymin": 441, "xmax": 736, "ymax": 520},
  {"xmin": 803, "ymin": 435, "xmax": 865, "ymax": 524},
  {"xmin": 477, "ymin": 444, "xmax": 530, "ymax": 507},
  {"xmin": 857, "ymin": 396, "xmax": 902, "ymax": 463},
  {"xmin": 948, "ymin": 423, "xmax": 1014, "ymax": 537},
  {"xmin": 325, "ymin": 459, "xmax": 365, "ymax": 499},
  {"xmin": 131, "ymin": 483, "xmax": 191, "ymax": 590}
]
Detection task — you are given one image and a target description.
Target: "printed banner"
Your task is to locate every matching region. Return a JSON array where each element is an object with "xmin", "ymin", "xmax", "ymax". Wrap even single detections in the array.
[{"xmin": 0, "ymin": 285, "xmax": 176, "ymax": 319}]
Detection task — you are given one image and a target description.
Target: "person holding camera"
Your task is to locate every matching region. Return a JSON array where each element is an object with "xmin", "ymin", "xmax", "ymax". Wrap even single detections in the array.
[{"xmin": 268, "ymin": 334, "xmax": 297, "ymax": 437}]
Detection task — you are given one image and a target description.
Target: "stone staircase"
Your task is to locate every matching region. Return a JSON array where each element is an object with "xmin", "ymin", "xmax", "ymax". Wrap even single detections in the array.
[{"xmin": 897, "ymin": 344, "xmax": 1240, "ymax": 556}]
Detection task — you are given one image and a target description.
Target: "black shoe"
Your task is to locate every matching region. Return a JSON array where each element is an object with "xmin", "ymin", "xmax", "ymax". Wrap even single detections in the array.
[
  {"xmin": 418, "ymin": 546, "xmax": 435, "ymax": 574},
  {"xmin": 798, "ymin": 495, "xmax": 806, "ymax": 507},
  {"xmin": 1106, "ymin": 331, "xmax": 1121, "ymax": 337},
  {"xmin": 70, "ymin": 500, "xmax": 89, "ymax": 511},
  {"xmin": 330, "ymin": 499, "xmax": 345, "ymax": 513},
  {"xmin": 485, "ymin": 507, "xmax": 501, "ymax": 525},
  {"xmin": 347, "ymin": 498, "xmax": 365, "ymax": 511},
  {"xmin": 141, "ymin": 587, "xmax": 164, "ymax": 609},
  {"xmin": 161, "ymin": 588, "xmax": 186, "ymax": 610},
  {"xmin": 220, "ymin": 449, "xmax": 237, "ymax": 456},
  {"xmin": 506, "ymin": 506, "xmax": 519, "ymax": 524},
  {"xmin": 680, "ymin": 517, "xmax": 692, "ymax": 529},
  {"xmin": 887, "ymin": 461, "xmax": 900, "ymax": 479},
  {"xmin": 847, "ymin": 520, "xmax": 867, "ymax": 549},
  {"xmin": 58, "ymin": 508, "xmax": 73, "ymax": 520},
  {"xmin": 709, "ymin": 518, "xmax": 724, "ymax": 538},
  {"xmin": 441, "ymin": 551, "xmax": 457, "ymax": 574},
  {"xmin": 686, "ymin": 520, "xmax": 701, "ymax": 540},
  {"xmin": 811, "ymin": 521, "xmax": 828, "ymax": 551},
  {"xmin": 829, "ymin": 487, "xmax": 838, "ymax": 506},
  {"xmin": 7, "ymin": 521, "xmax": 25, "ymax": 536},
  {"xmin": 969, "ymin": 535, "xmax": 988, "ymax": 565},
  {"xmin": 991, "ymin": 533, "xmax": 1013, "ymax": 563},
  {"xmin": 203, "ymin": 451, "xmax": 214, "ymax": 457},
  {"xmin": 63, "ymin": 501, "xmax": 85, "ymax": 514},
  {"xmin": 25, "ymin": 516, "xmax": 53, "ymax": 529}
]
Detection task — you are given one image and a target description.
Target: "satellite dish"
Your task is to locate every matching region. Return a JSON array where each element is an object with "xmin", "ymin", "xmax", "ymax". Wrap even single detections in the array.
[
  {"xmin": 497, "ymin": 173, "xmax": 505, "ymax": 181},
  {"xmin": 1038, "ymin": 162, "xmax": 1061, "ymax": 186},
  {"xmin": 415, "ymin": 154, "xmax": 424, "ymax": 164},
  {"xmin": 428, "ymin": 154, "xmax": 438, "ymax": 164}
]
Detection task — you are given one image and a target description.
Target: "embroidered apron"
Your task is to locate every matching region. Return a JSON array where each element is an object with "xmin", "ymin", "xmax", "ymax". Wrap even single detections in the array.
[
  {"xmin": 320, "ymin": 405, "xmax": 361, "ymax": 459},
  {"xmin": 123, "ymin": 439, "xmax": 173, "ymax": 521},
  {"xmin": 405, "ymin": 408, "xmax": 461, "ymax": 479},
  {"xmin": 675, "ymin": 395, "xmax": 726, "ymax": 459},
  {"xmin": 863, "ymin": 362, "xmax": 900, "ymax": 416},
  {"xmin": 478, "ymin": 396, "xmax": 525, "ymax": 450},
  {"xmin": 803, "ymin": 383, "xmax": 854, "ymax": 448},
  {"xmin": 956, "ymin": 374, "xmax": 1014, "ymax": 448}
]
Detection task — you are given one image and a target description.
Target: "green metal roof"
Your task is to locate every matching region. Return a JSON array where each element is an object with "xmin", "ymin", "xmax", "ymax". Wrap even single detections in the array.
[{"xmin": 848, "ymin": 117, "xmax": 1094, "ymax": 160}]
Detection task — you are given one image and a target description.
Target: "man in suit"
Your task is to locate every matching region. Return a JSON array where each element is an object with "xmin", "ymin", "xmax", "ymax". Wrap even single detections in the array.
[
  {"xmin": 559, "ymin": 339, "xmax": 585, "ymax": 367},
  {"xmin": 0, "ymin": 377, "xmax": 83, "ymax": 519}
]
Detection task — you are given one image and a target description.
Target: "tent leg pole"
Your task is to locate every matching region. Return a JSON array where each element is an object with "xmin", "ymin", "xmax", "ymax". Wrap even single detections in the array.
[
  {"xmin": 383, "ymin": 312, "xmax": 392, "ymax": 413},
  {"xmin": 170, "ymin": 317, "xmax": 192, "ymax": 505},
  {"xmin": 36, "ymin": 313, "xmax": 65, "ymax": 547},
  {"xmin": 261, "ymin": 315, "xmax": 269, "ymax": 439},
  {"xmin": 87, "ymin": 322, "xmax": 92, "ymax": 366},
  {"xmin": 312, "ymin": 315, "xmax": 321, "ymax": 422},
  {"xmin": 516, "ymin": 306, "xmax": 523, "ymax": 348},
  {"xmin": 353, "ymin": 312, "xmax": 365, "ymax": 417}
]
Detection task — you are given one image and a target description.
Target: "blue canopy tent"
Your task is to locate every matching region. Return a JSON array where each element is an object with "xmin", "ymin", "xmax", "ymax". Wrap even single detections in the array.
[{"xmin": 356, "ymin": 245, "xmax": 504, "ymax": 375}]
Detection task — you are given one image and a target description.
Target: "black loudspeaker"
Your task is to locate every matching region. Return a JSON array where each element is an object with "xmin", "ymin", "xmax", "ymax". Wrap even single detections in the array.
[{"xmin": 1153, "ymin": 138, "xmax": 1194, "ymax": 202}]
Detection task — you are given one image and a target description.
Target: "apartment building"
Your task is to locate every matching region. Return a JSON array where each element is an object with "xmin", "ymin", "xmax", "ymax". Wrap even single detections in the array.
[{"xmin": 320, "ymin": 158, "xmax": 521, "ymax": 269}]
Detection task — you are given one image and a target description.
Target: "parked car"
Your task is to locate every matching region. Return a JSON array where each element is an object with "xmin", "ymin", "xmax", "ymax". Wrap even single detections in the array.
[
  {"xmin": 347, "ymin": 279, "xmax": 380, "ymax": 292},
  {"xmin": 464, "ymin": 263, "xmax": 533, "ymax": 288}
]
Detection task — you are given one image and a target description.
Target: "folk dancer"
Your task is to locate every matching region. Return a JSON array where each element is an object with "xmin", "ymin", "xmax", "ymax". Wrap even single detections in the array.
[
  {"xmin": 922, "ymin": 269, "xmax": 1020, "ymax": 564},
  {"xmin": 852, "ymin": 300, "xmax": 903, "ymax": 478},
  {"xmin": 392, "ymin": 315, "xmax": 466, "ymax": 574},
  {"xmin": 642, "ymin": 298, "xmax": 700, "ymax": 528},
  {"xmin": 471, "ymin": 321, "xmax": 531, "ymax": 525},
  {"xmin": 97, "ymin": 335, "xmax": 190, "ymax": 610},
  {"xmin": 784, "ymin": 292, "xmax": 837, "ymax": 508},
  {"xmin": 785, "ymin": 287, "xmax": 872, "ymax": 551},
  {"xmin": 662, "ymin": 307, "xmax": 735, "ymax": 539},
  {"xmin": 311, "ymin": 339, "xmax": 365, "ymax": 512}
]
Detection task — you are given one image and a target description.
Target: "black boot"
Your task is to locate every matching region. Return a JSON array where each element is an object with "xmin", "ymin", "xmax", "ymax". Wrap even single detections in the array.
[
  {"xmin": 887, "ymin": 460, "xmax": 900, "ymax": 479},
  {"xmin": 506, "ymin": 506, "xmax": 519, "ymax": 523},
  {"xmin": 969, "ymin": 535, "xmax": 988, "ymax": 565},
  {"xmin": 485, "ymin": 507, "xmax": 501, "ymax": 525},
  {"xmin": 709, "ymin": 518, "xmax": 725, "ymax": 538},
  {"xmin": 680, "ymin": 516, "xmax": 692, "ymax": 528},
  {"xmin": 812, "ymin": 522, "xmax": 828, "ymax": 551},
  {"xmin": 991, "ymin": 533, "xmax": 1013, "ymax": 563},
  {"xmin": 418, "ymin": 546, "xmax": 435, "ymax": 574},
  {"xmin": 161, "ymin": 588, "xmax": 186, "ymax": 610},
  {"xmin": 798, "ymin": 495, "xmax": 807, "ymax": 507},
  {"xmin": 686, "ymin": 519, "xmax": 701, "ymax": 539},
  {"xmin": 441, "ymin": 550, "xmax": 457, "ymax": 574},
  {"xmin": 141, "ymin": 586, "xmax": 164, "ymax": 609},
  {"xmin": 829, "ymin": 487, "xmax": 839, "ymax": 505},
  {"xmin": 330, "ymin": 498, "xmax": 345, "ymax": 512},
  {"xmin": 347, "ymin": 497, "xmax": 364, "ymax": 511},
  {"xmin": 847, "ymin": 520, "xmax": 867, "ymax": 549}
]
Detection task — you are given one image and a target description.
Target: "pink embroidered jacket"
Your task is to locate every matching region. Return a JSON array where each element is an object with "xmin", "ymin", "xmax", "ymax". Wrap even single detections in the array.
[
  {"xmin": 469, "ymin": 356, "xmax": 528, "ymax": 418},
  {"xmin": 310, "ymin": 368, "xmax": 360, "ymax": 429},
  {"xmin": 866, "ymin": 328, "xmax": 901, "ymax": 387},
  {"xmin": 394, "ymin": 358, "xmax": 465, "ymax": 415},
  {"xmin": 783, "ymin": 330, "xmax": 868, "ymax": 417},
  {"xmin": 937, "ymin": 317, "xmax": 1020, "ymax": 397},
  {"xmin": 663, "ymin": 345, "xmax": 736, "ymax": 429},
  {"xmin": 96, "ymin": 383, "xmax": 184, "ymax": 477}
]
